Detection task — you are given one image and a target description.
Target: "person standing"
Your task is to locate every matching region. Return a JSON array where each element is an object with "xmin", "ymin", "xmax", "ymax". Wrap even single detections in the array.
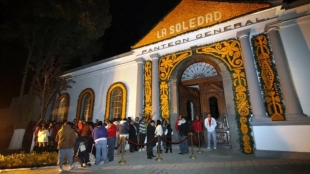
[
  {"xmin": 134, "ymin": 117, "xmax": 140, "ymax": 143},
  {"xmin": 107, "ymin": 120, "xmax": 116, "ymax": 162},
  {"xmin": 55, "ymin": 120, "xmax": 77, "ymax": 173},
  {"xmin": 164, "ymin": 124, "xmax": 173, "ymax": 153},
  {"xmin": 192, "ymin": 115, "xmax": 203, "ymax": 147},
  {"xmin": 204, "ymin": 113, "xmax": 217, "ymax": 150},
  {"xmin": 155, "ymin": 120, "xmax": 163, "ymax": 153},
  {"xmin": 92, "ymin": 121, "xmax": 109, "ymax": 165},
  {"xmin": 146, "ymin": 120, "xmax": 156, "ymax": 159},
  {"xmin": 129, "ymin": 120, "xmax": 138, "ymax": 152},
  {"xmin": 48, "ymin": 122, "xmax": 58, "ymax": 152},
  {"xmin": 138, "ymin": 117, "xmax": 147, "ymax": 151},
  {"xmin": 162, "ymin": 120, "xmax": 167, "ymax": 150},
  {"xmin": 38, "ymin": 124, "xmax": 49, "ymax": 153},
  {"xmin": 175, "ymin": 114, "xmax": 183, "ymax": 151},
  {"xmin": 178, "ymin": 116, "xmax": 189, "ymax": 154}
]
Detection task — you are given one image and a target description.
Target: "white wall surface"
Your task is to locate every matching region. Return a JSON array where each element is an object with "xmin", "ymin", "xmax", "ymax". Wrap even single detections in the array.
[
  {"xmin": 280, "ymin": 15, "xmax": 310, "ymax": 116},
  {"xmin": 62, "ymin": 56, "xmax": 138, "ymax": 122},
  {"xmin": 253, "ymin": 125, "xmax": 310, "ymax": 152}
]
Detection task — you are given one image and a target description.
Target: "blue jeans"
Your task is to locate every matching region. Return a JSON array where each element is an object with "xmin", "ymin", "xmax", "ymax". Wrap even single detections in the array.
[
  {"xmin": 107, "ymin": 137, "xmax": 116, "ymax": 160},
  {"xmin": 178, "ymin": 131, "xmax": 182, "ymax": 151},
  {"xmin": 207, "ymin": 130, "xmax": 217, "ymax": 148},
  {"xmin": 180, "ymin": 135, "xmax": 189, "ymax": 153},
  {"xmin": 58, "ymin": 149, "xmax": 73, "ymax": 165},
  {"xmin": 95, "ymin": 140, "xmax": 108, "ymax": 165}
]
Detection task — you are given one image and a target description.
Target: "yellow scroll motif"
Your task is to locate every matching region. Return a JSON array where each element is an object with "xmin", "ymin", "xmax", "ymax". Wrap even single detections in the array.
[
  {"xmin": 253, "ymin": 35, "xmax": 285, "ymax": 121},
  {"xmin": 196, "ymin": 40, "xmax": 251, "ymax": 153},
  {"xmin": 159, "ymin": 50, "xmax": 192, "ymax": 81},
  {"xmin": 160, "ymin": 81, "xmax": 170, "ymax": 120},
  {"xmin": 144, "ymin": 61, "xmax": 152, "ymax": 121},
  {"xmin": 157, "ymin": 39, "xmax": 253, "ymax": 153}
]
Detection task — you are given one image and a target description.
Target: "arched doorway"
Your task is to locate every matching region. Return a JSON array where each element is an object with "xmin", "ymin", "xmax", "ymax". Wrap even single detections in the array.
[
  {"xmin": 157, "ymin": 40, "xmax": 253, "ymax": 153},
  {"xmin": 178, "ymin": 60, "xmax": 231, "ymax": 148}
]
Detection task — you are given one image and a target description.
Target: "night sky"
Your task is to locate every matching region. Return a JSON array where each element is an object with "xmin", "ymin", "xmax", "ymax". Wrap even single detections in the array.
[{"xmin": 0, "ymin": 0, "xmax": 180, "ymax": 108}]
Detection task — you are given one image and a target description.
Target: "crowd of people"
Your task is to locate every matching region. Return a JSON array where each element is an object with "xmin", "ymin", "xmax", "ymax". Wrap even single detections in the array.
[{"xmin": 33, "ymin": 113, "xmax": 217, "ymax": 173}]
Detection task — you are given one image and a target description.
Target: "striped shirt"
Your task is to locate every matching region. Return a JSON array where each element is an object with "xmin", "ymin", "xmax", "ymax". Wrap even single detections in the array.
[{"xmin": 139, "ymin": 121, "xmax": 146, "ymax": 134}]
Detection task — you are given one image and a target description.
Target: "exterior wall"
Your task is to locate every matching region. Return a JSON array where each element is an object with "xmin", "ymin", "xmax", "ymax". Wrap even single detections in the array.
[
  {"xmin": 253, "ymin": 125, "xmax": 310, "ymax": 152},
  {"xmin": 280, "ymin": 14, "xmax": 310, "ymax": 116},
  {"xmin": 62, "ymin": 55, "xmax": 138, "ymax": 122}
]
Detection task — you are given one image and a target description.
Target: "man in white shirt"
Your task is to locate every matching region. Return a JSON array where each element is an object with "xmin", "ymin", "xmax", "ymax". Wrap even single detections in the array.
[{"xmin": 204, "ymin": 113, "xmax": 217, "ymax": 150}]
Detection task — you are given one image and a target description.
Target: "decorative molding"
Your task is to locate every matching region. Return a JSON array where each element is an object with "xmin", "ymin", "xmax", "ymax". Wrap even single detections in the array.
[
  {"xmin": 76, "ymin": 88, "xmax": 95, "ymax": 121},
  {"xmin": 105, "ymin": 82, "xmax": 127, "ymax": 120}
]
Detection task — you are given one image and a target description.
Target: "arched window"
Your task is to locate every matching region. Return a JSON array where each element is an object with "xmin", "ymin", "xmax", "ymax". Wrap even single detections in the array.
[
  {"xmin": 77, "ymin": 88, "xmax": 95, "ymax": 122},
  {"xmin": 105, "ymin": 82, "xmax": 127, "ymax": 120},
  {"xmin": 54, "ymin": 93, "xmax": 70, "ymax": 123}
]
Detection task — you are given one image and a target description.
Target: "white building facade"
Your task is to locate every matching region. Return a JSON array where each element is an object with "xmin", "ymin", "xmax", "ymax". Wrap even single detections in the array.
[{"xmin": 52, "ymin": 0, "xmax": 310, "ymax": 158}]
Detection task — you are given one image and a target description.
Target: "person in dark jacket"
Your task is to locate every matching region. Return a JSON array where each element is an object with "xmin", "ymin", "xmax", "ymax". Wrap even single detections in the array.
[
  {"xmin": 129, "ymin": 120, "xmax": 138, "ymax": 152},
  {"xmin": 92, "ymin": 121, "xmax": 108, "ymax": 165},
  {"xmin": 146, "ymin": 120, "xmax": 156, "ymax": 159},
  {"xmin": 164, "ymin": 124, "xmax": 173, "ymax": 153},
  {"xmin": 178, "ymin": 116, "xmax": 189, "ymax": 154},
  {"xmin": 74, "ymin": 135, "xmax": 90, "ymax": 167}
]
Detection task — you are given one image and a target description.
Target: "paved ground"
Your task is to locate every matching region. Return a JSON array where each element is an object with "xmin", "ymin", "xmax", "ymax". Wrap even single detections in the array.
[{"xmin": 2, "ymin": 146, "xmax": 310, "ymax": 174}]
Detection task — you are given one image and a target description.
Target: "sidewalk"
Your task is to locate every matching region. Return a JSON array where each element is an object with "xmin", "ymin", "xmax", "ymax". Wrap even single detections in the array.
[{"xmin": 3, "ymin": 146, "xmax": 310, "ymax": 174}]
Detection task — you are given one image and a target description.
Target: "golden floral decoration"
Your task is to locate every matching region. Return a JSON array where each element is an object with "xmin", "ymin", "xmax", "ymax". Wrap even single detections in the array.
[
  {"xmin": 253, "ymin": 34, "xmax": 285, "ymax": 121},
  {"xmin": 144, "ymin": 61, "xmax": 152, "ymax": 120},
  {"xmin": 156, "ymin": 39, "xmax": 253, "ymax": 153}
]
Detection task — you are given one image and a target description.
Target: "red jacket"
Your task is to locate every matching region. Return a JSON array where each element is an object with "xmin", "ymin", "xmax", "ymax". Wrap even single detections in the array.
[
  {"xmin": 174, "ymin": 119, "xmax": 179, "ymax": 131},
  {"xmin": 48, "ymin": 126, "xmax": 58, "ymax": 138},
  {"xmin": 192, "ymin": 119, "xmax": 203, "ymax": 132},
  {"xmin": 107, "ymin": 124, "xmax": 117, "ymax": 137}
]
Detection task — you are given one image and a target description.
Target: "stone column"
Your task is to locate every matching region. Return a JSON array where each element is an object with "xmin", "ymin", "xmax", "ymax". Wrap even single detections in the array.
[
  {"xmin": 135, "ymin": 57, "xmax": 145, "ymax": 118},
  {"xmin": 170, "ymin": 78, "xmax": 179, "ymax": 141},
  {"xmin": 237, "ymin": 29, "xmax": 266, "ymax": 119},
  {"xmin": 266, "ymin": 26, "xmax": 305, "ymax": 118},
  {"xmin": 150, "ymin": 53, "xmax": 160, "ymax": 121}
]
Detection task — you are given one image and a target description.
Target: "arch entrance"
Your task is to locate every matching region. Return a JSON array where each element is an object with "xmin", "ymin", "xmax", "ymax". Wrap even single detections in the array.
[
  {"xmin": 157, "ymin": 39, "xmax": 253, "ymax": 153},
  {"xmin": 178, "ymin": 60, "xmax": 231, "ymax": 148}
]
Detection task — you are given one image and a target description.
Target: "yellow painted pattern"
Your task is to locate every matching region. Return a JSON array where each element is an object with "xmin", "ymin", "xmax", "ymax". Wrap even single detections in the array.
[
  {"xmin": 196, "ymin": 40, "xmax": 252, "ymax": 153},
  {"xmin": 157, "ymin": 39, "xmax": 253, "ymax": 153},
  {"xmin": 253, "ymin": 34, "xmax": 285, "ymax": 121},
  {"xmin": 144, "ymin": 61, "xmax": 152, "ymax": 121}
]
